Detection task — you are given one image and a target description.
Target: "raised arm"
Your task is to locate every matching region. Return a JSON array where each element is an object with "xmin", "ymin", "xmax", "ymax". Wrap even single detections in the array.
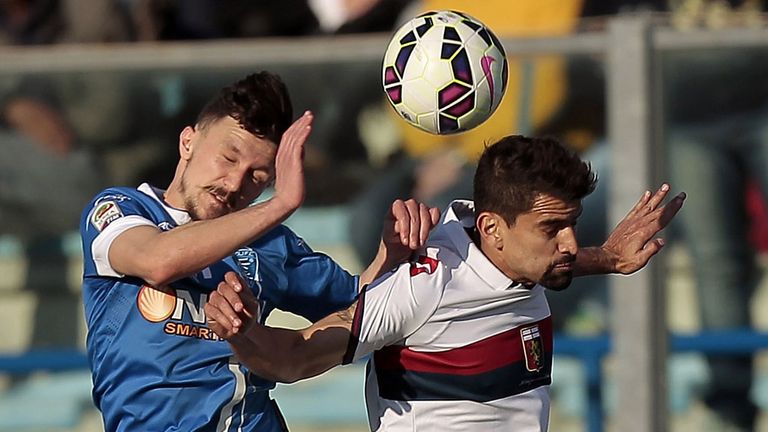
[
  {"xmin": 574, "ymin": 183, "xmax": 686, "ymax": 277},
  {"xmin": 107, "ymin": 112, "xmax": 312, "ymax": 286},
  {"xmin": 358, "ymin": 199, "xmax": 441, "ymax": 288},
  {"xmin": 205, "ymin": 272, "xmax": 354, "ymax": 383}
]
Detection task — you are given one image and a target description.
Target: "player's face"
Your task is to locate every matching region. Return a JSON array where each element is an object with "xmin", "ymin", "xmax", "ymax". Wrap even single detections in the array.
[
  {"xmin": 496, "ymin": 194, "xmax": 581, "ymax": 290},
  {"xmin": 179, "ymin": 116, "xmax": 276, "ymax": 220}
]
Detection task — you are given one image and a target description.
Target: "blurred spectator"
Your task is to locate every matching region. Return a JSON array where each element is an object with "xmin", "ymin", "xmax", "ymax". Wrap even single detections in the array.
[
  {"xmin": 123, "ymin": 0, "xmax": 414, "ymax": 205},
  {"xmin": 348, "ymin": 0, "xmax": 588, "ymax": 267},
  {"xmin": 125, "ymin": 0, "xmax": 320, "ymax": 41},
  {"xmin": 557, "ymin": 0, "xmax": 768, "ymax": 429},
  {"xmin": 663, "ymin": 2, "xmax": 768, "ymax": 430},
  {"xmin": 0, "ymin": 0, "xmax": 166, "ymax": 350}
]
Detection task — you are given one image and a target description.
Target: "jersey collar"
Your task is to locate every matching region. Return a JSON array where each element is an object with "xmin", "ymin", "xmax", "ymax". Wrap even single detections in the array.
[
  {"xmin": 137, "ymin": 183, "xmax": 192, "ymax": 226},
  {"xmin": 439, "ymin": 200, "xmax": 521, "ymax": 291}
]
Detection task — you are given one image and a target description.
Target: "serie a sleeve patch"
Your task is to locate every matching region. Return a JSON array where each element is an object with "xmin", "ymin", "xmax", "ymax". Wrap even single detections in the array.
[{"xmin": 90, "ymin": 200, "xmax": 124, "ymax": 231}]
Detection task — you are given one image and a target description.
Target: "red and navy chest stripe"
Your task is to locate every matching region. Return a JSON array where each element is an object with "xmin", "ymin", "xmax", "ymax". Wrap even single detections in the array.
[{"xmin": 372, "ymin": 317, "xmax": 552, "ymax": 402}]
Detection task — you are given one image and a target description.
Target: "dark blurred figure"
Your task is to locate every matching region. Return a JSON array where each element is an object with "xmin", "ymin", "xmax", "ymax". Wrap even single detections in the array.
[
  {"xmin": 348, "ymin": 0, "xmax": 589, "ymax": 269},
  {"xmin": 124, "ymin": 0, "xmax": 320, "ymax": 40},
  {"xmin": 551, "ymin": 1, "xmax": 768, "ymax": 430},
  {"xmin": 0, "ymin": 0, "xmax": 160, "ymax": 351},
  {"xmin": 124, "ymin": 0, "xmax": 413, "ymax": 205},
  {"xmin": 663, "ymin": 3, "xmax": 768, "ymax": 430}
]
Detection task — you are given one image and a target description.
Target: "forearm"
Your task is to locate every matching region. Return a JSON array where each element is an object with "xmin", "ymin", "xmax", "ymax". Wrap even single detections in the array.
[
  {"xmin": 233, "ymin": 304, "xmax": 355, "ymax": 383},
  {"xmin": 573, "ymin": 246, "xmax": 618, "ymax": 277},
  {"xmin": 359, "ymin": 241, "xmax": 399, "ymax": 289},
  {"xmin": 229, "ymin": 326, "xmax": 307, "ymax": 383},
  {"xmin": 236, "ymin": 322, "xmax": 347, "ymax": 383},
  {"xmin": 112, "ymin": 199, "xmax": 294, "ymax": 285}
]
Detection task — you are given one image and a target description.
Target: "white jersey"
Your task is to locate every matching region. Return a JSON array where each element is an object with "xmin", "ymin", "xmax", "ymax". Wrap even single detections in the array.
[{"xmin": 343, "ymin": 200, "xmax": 552, "ymax": 432}]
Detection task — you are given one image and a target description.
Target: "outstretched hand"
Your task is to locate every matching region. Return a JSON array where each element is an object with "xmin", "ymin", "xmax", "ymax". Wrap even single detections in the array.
[
  {"xmin": 380, "ymin": 199, "xmax": 441, "ymax": 263},
  {"xmin": 205, "ymin": 271, "xmax": 260, "ymax": 340},
  {"xmin": 603, "ymin": 183, "xmax": 686, "ymax": 274},
  {"xmin": 271, "ymin": 111, "xmax": 313, "ymax": 214}
]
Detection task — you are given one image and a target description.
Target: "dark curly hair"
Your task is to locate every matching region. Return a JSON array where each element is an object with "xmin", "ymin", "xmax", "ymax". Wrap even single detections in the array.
[
  {"xmin": 474, "ymin": 135, "xmax": 597, "ymax": 225},
  {"xmin": 195, "ymin": 72, "xmax": 293, "ymax": 145}
]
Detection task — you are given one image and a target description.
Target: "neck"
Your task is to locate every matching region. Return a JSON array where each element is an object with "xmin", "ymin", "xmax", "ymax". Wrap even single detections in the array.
[
  {"xmin": 475, "ymin": 236, "xmax": 526, "ymax": 283},
  {"xmin": 163, "ymin": 162, "xmax": 186, "ymax": 209}
]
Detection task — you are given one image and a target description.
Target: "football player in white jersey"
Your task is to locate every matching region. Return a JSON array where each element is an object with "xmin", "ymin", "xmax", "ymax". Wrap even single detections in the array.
[{"xmin": 205, "ymin": 135, "xmax": 686, "ymax": 431}]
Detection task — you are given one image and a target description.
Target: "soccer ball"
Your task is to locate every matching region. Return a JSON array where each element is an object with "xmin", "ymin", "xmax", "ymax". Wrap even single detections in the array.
[{"xmin": 382, "ymin": 10, "xmax": 508, "ymax": 135}]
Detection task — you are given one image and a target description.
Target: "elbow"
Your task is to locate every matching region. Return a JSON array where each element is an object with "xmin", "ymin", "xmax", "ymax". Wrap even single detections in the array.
[{"xmin": 141, "ymin": 255, "xmax": 181, "ymax": 287}]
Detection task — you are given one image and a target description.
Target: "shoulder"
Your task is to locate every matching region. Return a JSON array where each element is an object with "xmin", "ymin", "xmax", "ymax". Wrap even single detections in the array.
[
  {"xmin": 81, "ymin": 186, "xmax": 156, "ymax": 234},
  {"xmin": 91, "ymin": 186, "xmax": 147, "ymax": 204},
  {"xmin": 249, "ymin": 224, "xmax": 312, "ymax": 255}
]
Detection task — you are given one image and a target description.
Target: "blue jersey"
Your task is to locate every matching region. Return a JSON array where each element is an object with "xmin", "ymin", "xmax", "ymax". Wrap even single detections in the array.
[{"xmin": 80, "ymin": 183, "xmax": 358, "ymax": 432}]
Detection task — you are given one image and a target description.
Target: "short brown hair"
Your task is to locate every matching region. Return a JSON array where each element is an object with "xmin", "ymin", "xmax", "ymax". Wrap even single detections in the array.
[
  {"xmin": 474, "ymin": 135, "xmax": 597, "ymax": 225},
  {"xmin": 196, "ymin": 72, "xmax": 293, "ymax": 145}
]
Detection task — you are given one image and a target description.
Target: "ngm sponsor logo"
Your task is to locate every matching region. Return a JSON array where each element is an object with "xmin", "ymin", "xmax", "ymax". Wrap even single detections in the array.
[{"xmin": 137, "ymin": 285, "xmax": 222, "ymax": 341}]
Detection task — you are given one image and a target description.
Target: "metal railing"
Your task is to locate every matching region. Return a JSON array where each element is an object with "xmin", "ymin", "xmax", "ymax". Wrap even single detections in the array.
[{"xmin": 2, "ymin": 14, "xmax": 768, "ymax": 432}]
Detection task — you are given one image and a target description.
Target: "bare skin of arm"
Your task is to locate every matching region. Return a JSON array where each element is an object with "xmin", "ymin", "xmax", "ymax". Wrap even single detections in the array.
[
  {"xmin": 573, "ymin": 183, "xmax": 686, "ymax": 277},
  {"xmin": 201, "ymin": 198, "xmax": 442, "ymax": 381},
  {"xmin": 108, "ymin": 113, "xmax": 312, "ymax": 287},
  {"xmin": 205, "ymin": 271, "xmax": 354, "ymax": 383},
  {"xmin": 205, "ymin": 185, "xmax": 686, "ymax": 382},
  {"xmin": 358, "ymin": 199, "xmax": 441, "ymax": 288}
]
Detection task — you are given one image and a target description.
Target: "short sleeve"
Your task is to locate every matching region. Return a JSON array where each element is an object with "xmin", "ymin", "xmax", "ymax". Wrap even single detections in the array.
[
  {"xmin": 80, "ymin": 190, "xmax": 157, "ymax": 278},
  {"xmin": 254, "ymin": 226, "xmax": 359, "ymax": 322},
  {"xmin": 343, "ymin": 255, "xmax": 447, "ymax": 364}
]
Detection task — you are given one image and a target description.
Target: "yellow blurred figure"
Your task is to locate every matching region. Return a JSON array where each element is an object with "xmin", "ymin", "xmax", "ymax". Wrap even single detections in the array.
[
  {"xmin": 350, "ymin": 0, "xmax": 586, "ymax": 265},
  {"xmin": 400, "ymin": 0, "xmax": 584, "ymax": 161}
]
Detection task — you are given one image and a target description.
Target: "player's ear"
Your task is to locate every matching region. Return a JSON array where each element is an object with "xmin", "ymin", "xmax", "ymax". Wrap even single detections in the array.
[
  {"xmin": 476, "ymin": 211, "xmax": 504, "ymax": 249},
  {"xmin": 179, "ymin": 126, "xmax": 195, "ymax": 160}
]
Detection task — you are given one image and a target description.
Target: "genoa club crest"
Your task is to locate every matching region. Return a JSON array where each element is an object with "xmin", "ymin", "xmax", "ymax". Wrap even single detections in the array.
[{"xmin": 521, "ymin": 325, "xmax": 544, "ymax": 372}]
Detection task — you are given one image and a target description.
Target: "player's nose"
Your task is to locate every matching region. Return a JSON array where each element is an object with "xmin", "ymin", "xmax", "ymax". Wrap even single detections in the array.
[{"xmin": 557, "ymin": 227, "xmax": 578, "ymax": 256}]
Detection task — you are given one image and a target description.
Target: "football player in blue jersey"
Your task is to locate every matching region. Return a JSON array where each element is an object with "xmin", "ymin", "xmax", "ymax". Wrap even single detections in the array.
[{"xmin": 80, "ymin": 71, "xmax": 441, "ymax": 432}]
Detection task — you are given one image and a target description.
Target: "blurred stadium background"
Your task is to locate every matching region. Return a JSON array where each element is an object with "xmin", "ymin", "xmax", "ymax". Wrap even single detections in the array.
[{"xmin": 3, "ymin": 1, "xmax": 768, "ymax": 431}]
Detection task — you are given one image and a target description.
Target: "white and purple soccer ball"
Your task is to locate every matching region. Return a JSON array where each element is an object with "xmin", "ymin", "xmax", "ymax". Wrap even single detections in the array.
[{"xmin": 382, "ymin": 10, "xmax": 508, "ymax": 135}]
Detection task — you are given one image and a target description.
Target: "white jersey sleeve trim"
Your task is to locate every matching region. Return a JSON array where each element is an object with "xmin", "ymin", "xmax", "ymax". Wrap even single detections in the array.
[{"xmin": 91, "ymin": 215, "xmax": 157, "ymax": 277}]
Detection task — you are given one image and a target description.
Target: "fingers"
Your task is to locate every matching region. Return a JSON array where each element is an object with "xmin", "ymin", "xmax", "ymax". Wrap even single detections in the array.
[
  {"xmin": 224, "ymin": 271, "xmax": 244, "ymax": 292},
  {"xmin": 203, "ymin": 306, "xmax": 230, "ymax": 338},
  {"xmin": 637, "ymin": 190, "xmax": 687, "ymax": 236},
  {"xmin": 204, "ymin": 271, "xmax": 262, "ymax": 338},
  {"xmin": 400, "ymin": 199, "xmax": 421, "ymax": 249},
  {"xmin": 276, "ymin": 111, "xmax": 312, "ymax": 164},
  {"xmin": 272, "ymin": 111, "xmax": 312, "ymax": 212},
  {"xmin": 630, "ymin": 189, "xmax": 652, "ymax": 216},
  {"xmin": 637, "ymin": 237, "xmax": 665, "ymax": 266},
  {"xmin": 658, "ymin": 192, "xmax": 686, "ymax": 227},
  {"xmin": 418, "ymin": 203, "xmax": 432, "ymax": 244},
  {"xmin": 282, "ymin": 111, "xmax": 313, "ymax": 146},
  {"xmin": 390, "ymin": 199, "xmax": 418, "ymax": 247},
  {"xmin": 645, "ymin": 183, "xmax": 671, "ymax": 213},
  {"xmin": 389, "ymin": 199, "xmax": 409, "ymax": 245},
  {"xmin": 628, "ymin": 183, "xmax": 670, "ymax": 218},
  {"xmin": 205, "ymin": 291, "xmax": 241, "ymax": 339},
  {"xmin": 390, "ymin": 199, "xmax": 439, "ymax": 249},
  {"xmin": 429, "ymin": 206, "xmax": 441, "ymax": 226}
]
